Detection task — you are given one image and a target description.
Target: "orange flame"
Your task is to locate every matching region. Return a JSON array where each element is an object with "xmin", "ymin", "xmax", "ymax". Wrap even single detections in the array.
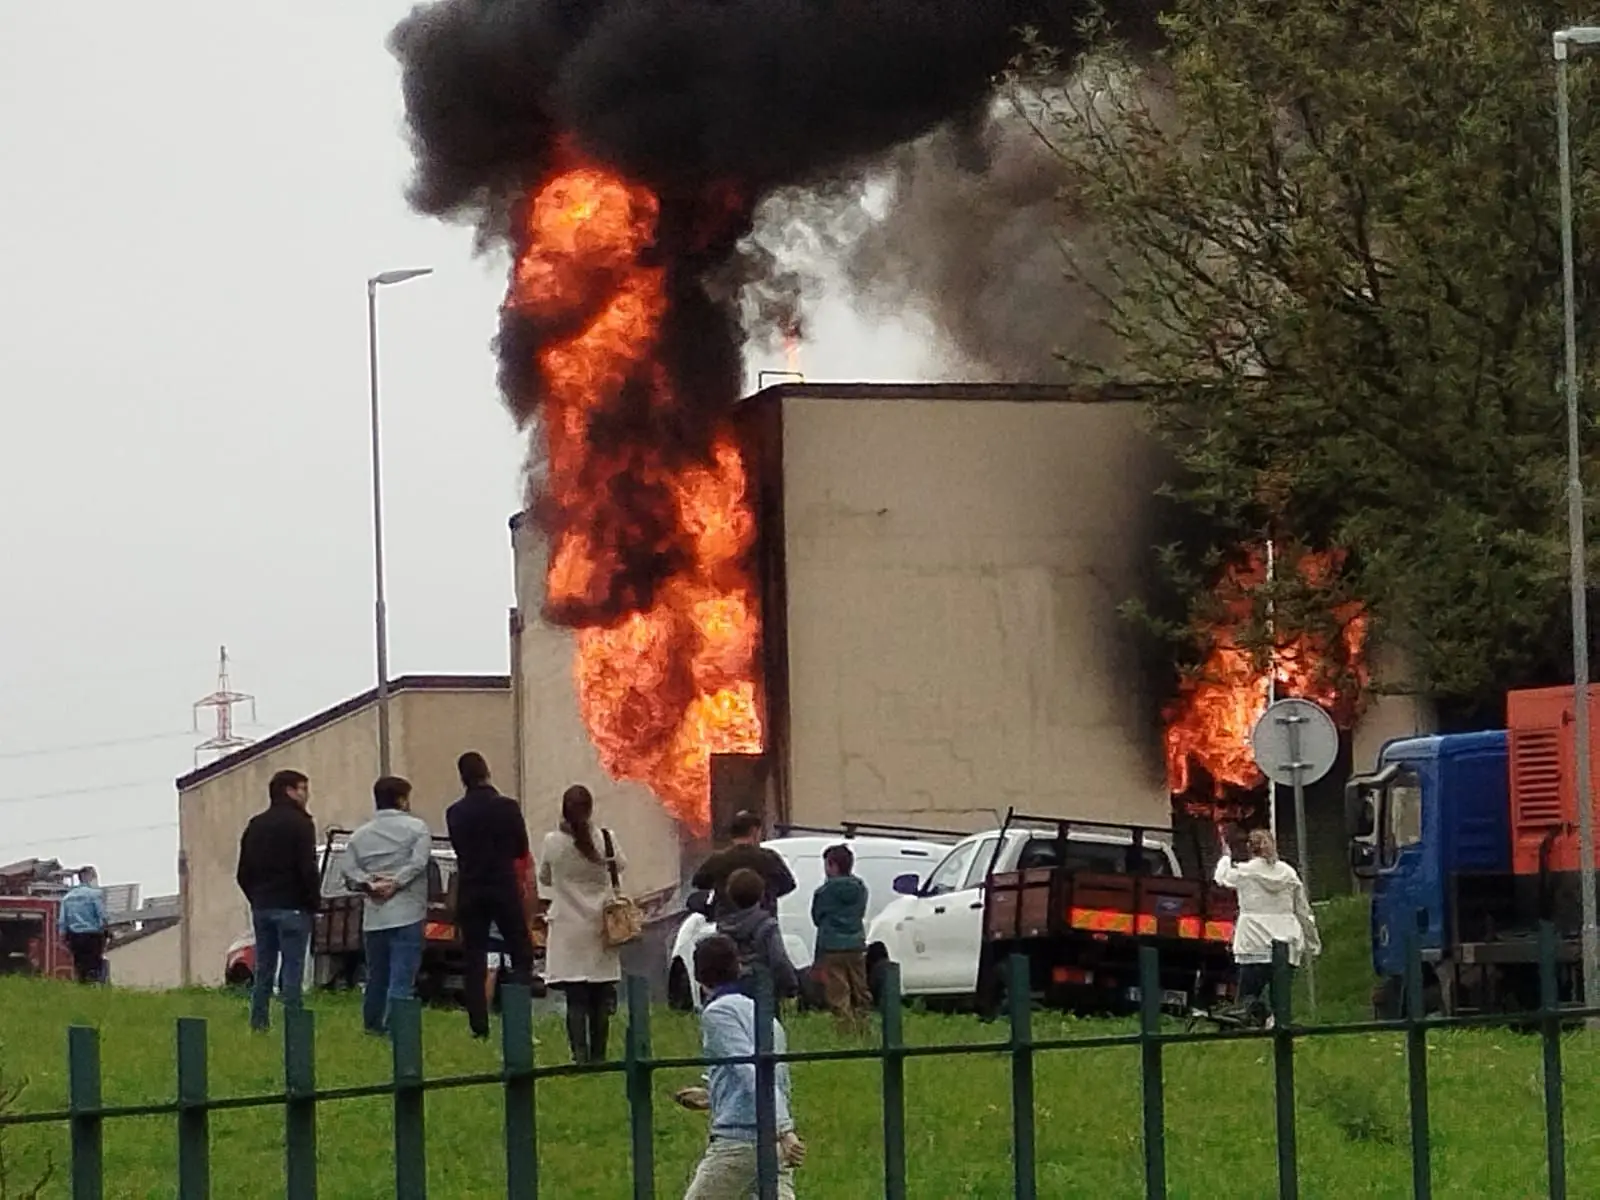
[
  {"xmin": 1163, "ymin": 548, "xmax": 1367, "ymax": 798},
  {"xmin": 508, "ymin": 158, "xmax": 763, "ymax": 831}
]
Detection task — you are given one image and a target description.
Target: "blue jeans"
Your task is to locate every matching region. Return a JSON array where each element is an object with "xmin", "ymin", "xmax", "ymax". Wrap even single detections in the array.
[
  {"xmin": 250, "ymin": 908, "xmax": 311, "ymax": 1031},
  {"xmin": 363, "ymin": 921, "xmax": 424, "ymax": 1034}
]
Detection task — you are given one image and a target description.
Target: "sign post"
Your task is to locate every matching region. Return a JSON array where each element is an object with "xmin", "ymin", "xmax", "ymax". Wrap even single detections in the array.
[{"xmin": 1250, "ymin": 697, "xmax": 1339, "ymax": 1017}]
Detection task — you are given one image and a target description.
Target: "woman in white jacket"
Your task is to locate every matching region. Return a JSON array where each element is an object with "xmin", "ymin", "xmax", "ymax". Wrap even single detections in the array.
[
  {"xmin": 539, "ymin": 785, "xmax": 626, "ymax": 1064},
  {"xmin": 1213, "ymin": 828, "xmax": 1321, "ymax": 1021}
]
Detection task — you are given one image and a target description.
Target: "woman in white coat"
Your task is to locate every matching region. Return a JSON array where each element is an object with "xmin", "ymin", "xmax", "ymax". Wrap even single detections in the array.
[
  {"xmin": 1213, "ymin": 828, "xmax": 1321, "ymax": 1022},
  {"xmin": 539, "ymin": 785, "xmax": 627, "ymax": 1063}
]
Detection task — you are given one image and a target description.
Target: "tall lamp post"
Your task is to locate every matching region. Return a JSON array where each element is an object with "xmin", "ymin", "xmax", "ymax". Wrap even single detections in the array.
[
  {"xmin": 367, "ymin": 267, "xmax": 433, "ymax": 776},
  {"xmin": 1555, "ymin": 27, "xmax": 1599, "ymax": 1004}
]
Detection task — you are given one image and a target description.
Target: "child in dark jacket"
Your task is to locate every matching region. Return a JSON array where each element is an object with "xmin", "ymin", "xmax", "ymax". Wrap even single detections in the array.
[
  {"xmin": 715, "ymin": 868, "xmax": 799, "ymax": 1002},
  {"xmin": 810, "ymin": 844, "xmax": 871, "ymax": 1028}
]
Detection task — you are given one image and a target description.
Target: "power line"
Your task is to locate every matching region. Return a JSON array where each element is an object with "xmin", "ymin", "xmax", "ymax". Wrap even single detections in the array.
[
  {"xmin": 0, "ymin": 821, "xmax": 177, "ymax": 854},
  {"xmin": 0, "ymin": 779, "xmax": 173, "ymax": 807},
  {"xmin": 0, "ymin": 730, "xmax": 195, "ymax": 760}
]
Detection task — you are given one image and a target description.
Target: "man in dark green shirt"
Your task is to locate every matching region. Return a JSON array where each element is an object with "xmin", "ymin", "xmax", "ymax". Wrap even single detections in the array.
[{"xmin": 810, "ymin": 843, "xmax": 870, "ymax": 1028}]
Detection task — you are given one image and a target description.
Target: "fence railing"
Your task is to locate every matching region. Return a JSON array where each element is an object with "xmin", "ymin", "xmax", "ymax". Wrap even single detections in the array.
[{"xmin": 0, "ymin": 925, "xmax": 1585, "ymax": 1200}]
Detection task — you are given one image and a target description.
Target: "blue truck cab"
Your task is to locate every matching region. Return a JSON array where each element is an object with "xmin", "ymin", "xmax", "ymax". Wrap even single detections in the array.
[{"xmin": 1347, "ymin": 731, "xmax": 1511, "ymax": 989}]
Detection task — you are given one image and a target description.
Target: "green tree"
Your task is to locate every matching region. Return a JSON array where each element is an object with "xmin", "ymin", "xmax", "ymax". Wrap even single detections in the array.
[{"xmin": 1026, "ymin": 0, "xmax": 1600, "ymax": 723}]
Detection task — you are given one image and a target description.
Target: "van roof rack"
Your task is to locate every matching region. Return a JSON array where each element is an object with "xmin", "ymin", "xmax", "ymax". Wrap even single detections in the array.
[{"xmin": 771, "ymin": 820, "xmax": 965, "ymax": 843}]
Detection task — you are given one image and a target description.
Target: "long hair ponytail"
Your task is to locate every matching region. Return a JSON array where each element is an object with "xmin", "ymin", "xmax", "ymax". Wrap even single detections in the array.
[{"xmin": 561, "ymin": 784, "xmax": 601, "ymax": 863}]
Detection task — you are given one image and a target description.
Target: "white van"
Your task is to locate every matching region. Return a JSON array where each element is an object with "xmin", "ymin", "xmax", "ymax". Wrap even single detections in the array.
[{"xmin": 667, "ymin": 832, "xmax": 956, "ymax": 1010}]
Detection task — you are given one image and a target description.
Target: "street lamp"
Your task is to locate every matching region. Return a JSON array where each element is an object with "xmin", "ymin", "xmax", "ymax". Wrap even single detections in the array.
[
  {"xmin": 366, "ymin": 266, "xmax": 433, "ymax": 776},
  {"xmin": 1554, "ymin": 27, "xmax": 1599, "ymax": 1004}
]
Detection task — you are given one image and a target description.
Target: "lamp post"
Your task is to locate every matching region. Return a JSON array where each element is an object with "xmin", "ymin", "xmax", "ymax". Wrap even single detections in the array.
[
  {"xmin": 1555, "ymin": 27, "xmax": 1599, "ymax": 1005},
  {"xmin": 366, "ymin": 267, "xmax": 433, "ymax": 776}
]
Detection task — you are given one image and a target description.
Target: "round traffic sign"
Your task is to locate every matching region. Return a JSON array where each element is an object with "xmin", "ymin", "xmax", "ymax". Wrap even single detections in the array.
[{"xmin": 1250, "ymin": 698, "xmax": 1339, "ymax": 787}]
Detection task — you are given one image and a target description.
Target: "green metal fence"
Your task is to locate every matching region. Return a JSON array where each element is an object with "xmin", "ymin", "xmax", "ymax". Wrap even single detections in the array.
[{"xmin": 0, "ymin": 926, "xmax": 1582, "ymax": 1199}]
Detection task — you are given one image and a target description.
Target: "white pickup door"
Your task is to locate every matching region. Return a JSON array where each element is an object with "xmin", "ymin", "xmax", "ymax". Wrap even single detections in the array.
[{"xmin": 896, "ymin": 834, "xmax": 1006, "ymax": 995}]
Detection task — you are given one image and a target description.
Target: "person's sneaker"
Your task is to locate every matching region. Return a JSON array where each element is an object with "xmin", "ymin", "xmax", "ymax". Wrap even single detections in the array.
[{"xmin": 673, "ymin": 1086, "xmax": 710, "ymax": 1111}]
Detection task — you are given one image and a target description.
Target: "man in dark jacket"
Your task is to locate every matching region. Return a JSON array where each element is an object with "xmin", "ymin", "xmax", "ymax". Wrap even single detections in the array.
[
  {"xmin": 236, "ymin": 768, "xmax": 320, "ymax": 1032},
  {"xmin": 445, "ymin": 751, "xmax": 536, "ymax": 1039},
  {"xmin": 692, "ymin": 811, "xmax": 796, "ymax": 918}
]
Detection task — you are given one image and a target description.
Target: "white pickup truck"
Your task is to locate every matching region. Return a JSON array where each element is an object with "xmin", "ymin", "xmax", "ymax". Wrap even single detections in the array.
[{"xmin": 866, "ymin": 822, "xmax": 1183, "ymax": 1004}]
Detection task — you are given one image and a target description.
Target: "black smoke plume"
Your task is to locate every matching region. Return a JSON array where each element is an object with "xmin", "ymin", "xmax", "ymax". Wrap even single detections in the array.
[{"xmin": 388, "ymin": 0, "xmax": 1156, "ymax": 625}]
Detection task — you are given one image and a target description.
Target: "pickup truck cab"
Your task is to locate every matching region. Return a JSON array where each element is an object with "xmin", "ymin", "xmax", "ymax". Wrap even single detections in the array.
[{"xmin": 867, "ymin": 823, "xmax": 1182, "ymax": 1003}]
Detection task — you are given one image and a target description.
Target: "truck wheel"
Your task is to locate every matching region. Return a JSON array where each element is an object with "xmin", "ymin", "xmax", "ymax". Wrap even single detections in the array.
[
  {"xmin": 1372, "ymin": 975, "xmax": 1402, "ymax": 1020},
  {"xmin": 667, "ymin": 960, "xmax": 694, "ymax": 1012},
  {"xmin": 866, "ymin": 944, "xmax": 888, "ymax": 1009}
]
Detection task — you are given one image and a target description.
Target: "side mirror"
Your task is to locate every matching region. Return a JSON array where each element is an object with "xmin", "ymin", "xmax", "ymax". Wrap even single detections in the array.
[
  {"xmin": 1345, "ymin": 782, "xmax": 1377, "ymax": 839},
  {"xmin": 1349, "ymin": 842, "xmax": 1378, "ymax": 880},
  {"xmin": 891, "ymin": 873, "xmax": 921, "ymax": 896}
]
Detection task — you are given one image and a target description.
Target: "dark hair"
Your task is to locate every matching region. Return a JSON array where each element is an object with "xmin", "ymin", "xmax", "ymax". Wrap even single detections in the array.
[
  {"xmin": 824, "ymin": 844, "xmax": 854, "ymax": 875},
  {"xmin": 457, "ymin": 752, "xmax": 491, "ymax": 788},
  {"xmin": 726, "ymin": 867, "xmax": 765, "ymax": 910},
  {"xmin": 693, "ymin": 933, "xmax": 742, "ymax": 989},
  {"xmin": 561, "ymin": 784, "xmax": 600, "ymax": 863},
  {"xmin": 374, "ymin": 776, "xmax": 413, "ymax": 811},
  {"xmin": 728, "ymin": 810, "xmax": 763, "ymax": 841},
  {"xmin": 268, "ymin": 769, "xmax": 308, "ymax": 805}
]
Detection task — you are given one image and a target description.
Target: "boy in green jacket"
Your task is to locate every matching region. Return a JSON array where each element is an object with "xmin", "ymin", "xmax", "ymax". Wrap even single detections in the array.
[{"xmin": 810, "ymin": 844, "xmax": 870, "ymax": 1029}]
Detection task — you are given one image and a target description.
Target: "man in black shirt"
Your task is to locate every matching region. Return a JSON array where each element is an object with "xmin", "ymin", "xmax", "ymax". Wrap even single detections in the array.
[
  {"xmin": 236, "ymin": 768, "xmax": 320, "ymax": 1032},
  {"xmin": 692, "ymin": 810, "xmax": 797, "ymax": 918},
  {"xmin": 445, "ymin": 751, "xmax": 536, "ymax": 1038}
]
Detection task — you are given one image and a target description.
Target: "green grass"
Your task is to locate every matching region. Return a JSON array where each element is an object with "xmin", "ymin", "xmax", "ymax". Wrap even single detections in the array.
[{"xmin": 1, "ymin": 898, "xmax": 1596, "ymax": 1198}]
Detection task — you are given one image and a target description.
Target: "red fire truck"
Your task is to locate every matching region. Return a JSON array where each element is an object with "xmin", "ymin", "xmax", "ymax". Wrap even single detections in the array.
[{"xmin": 0, "ymin": 858, "xmax": 88, "ymax": 980}]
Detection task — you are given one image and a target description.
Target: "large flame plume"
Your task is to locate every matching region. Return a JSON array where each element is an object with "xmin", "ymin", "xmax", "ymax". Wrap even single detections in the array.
[
  {"xmin": 506, "ymin": 155, "xmax": 763, "ymax": 830},
  {"xmin": 1164, "ymin": 548, "xmax": 1368, "ymax": 803}
]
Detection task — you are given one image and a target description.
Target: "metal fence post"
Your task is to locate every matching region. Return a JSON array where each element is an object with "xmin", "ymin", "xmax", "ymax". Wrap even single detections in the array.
[
  {"xmin": 1008, "ymin": 953, "xmax": 1037, "ymax": 1200},
  {"xmin": 753, "ymin": 968, "xmax": 780, "ymax": 1200},
  {"xmin": 500, "ymin": 984, "xmax": 538, "ymax": 1200},
  {"xmin": 880, "ymin": 961, "xmax": 908, "ymax": 1200},
  {"xmin": 1271, "ymin": 940, "xmax": 1297, "ymax": 1200},
  {"xmin": 67, "ymin": 1026, "xmax": 102, "ymax": 1200},
  {"xmin": 391, "ymin": 998, "xmax": 427, "ymax": 1200},
  {"xmin": 1539, "ymin": 921, "xmax": 1567, "ymax": 1200},
  {"xmin": 623, "ymin": 974, "xmax": 655, "ymax": 1200},
  {"xmin": 1138, "ymin": 946, "xmax": 1166, "ymax": 1200},
  {"xmin": 283, "ymin": 1007, "xmax": 317, "ymax": 1200},
  {"xmin": 1404, "ymin": 930, "xmax": 1432, "ymax": 1200},
  {"xmin": 175, "ymin": 1017, "xmax": 210, "ymax": 1199}
]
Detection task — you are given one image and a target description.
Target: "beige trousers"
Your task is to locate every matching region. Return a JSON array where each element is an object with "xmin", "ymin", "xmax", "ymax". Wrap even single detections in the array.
[{"xmin": 683, "ymin": 1138, "xmax": 797, "ymax": 1200}]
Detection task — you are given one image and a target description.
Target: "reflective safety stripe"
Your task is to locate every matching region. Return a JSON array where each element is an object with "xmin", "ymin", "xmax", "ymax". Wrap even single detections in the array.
[{"xmin": 1068, "ymin": 907, "xmax": 1135, "ymax": 934}]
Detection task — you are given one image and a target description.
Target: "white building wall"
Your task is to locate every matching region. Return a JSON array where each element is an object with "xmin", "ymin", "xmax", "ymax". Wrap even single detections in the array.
[
  {"xmin": 511, "ymin": 519, "xmax": 684, "ymax": 896},
  {"xmin": 777, "ymin": 394, "xmax": 1170, "ymax": 832}
]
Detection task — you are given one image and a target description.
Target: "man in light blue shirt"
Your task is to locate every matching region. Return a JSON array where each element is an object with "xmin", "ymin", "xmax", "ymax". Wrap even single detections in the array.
[
  {"xmin": 342, "ymin": 776, "xmax": 433, "ymax": 1035},
  {"xmin": 57, "ymin": 866, "xmax": 108, "ymax": 984},
  {"xmin": 684, "ymin": 934, "xmax": 805, "ymax": 1199}
]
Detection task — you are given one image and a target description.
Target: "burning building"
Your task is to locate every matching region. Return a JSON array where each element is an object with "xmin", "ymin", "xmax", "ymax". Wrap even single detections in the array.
[{"xmin": 393, "ymin": 0, "xmax": 1433, "ymax": 895}]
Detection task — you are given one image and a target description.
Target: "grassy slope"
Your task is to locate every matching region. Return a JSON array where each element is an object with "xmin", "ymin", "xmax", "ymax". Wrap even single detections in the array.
[{"xmin": 0, "ymin": 897, "xmax": 1594, "ymax": 1199}]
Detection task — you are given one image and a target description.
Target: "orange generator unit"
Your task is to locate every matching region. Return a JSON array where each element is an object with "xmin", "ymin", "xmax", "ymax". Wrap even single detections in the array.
[{"xmin": 1507, "ymin": 685, "xmax": 1600, "ymax": 876}]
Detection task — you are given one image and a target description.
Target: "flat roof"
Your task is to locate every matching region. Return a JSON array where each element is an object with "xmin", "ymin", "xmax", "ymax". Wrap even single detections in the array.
[
  {"xmin": 508, "ymin": 379, "xmax": 1150, "ymax": 528},
  {"xmin": 175, "ymin": 674, "xmax": 510, "ymax": 792}
]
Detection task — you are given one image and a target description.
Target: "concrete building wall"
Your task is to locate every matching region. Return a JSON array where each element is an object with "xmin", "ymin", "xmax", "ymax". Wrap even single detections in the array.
[
  {"xmin": 510, "ymin": 519, "xmax": 683, "ymax": 897},
  {"xmin": 177, "ymin": 679, "xmax": 511, "ymax": 986},
  {"xmin": 106, "ymin": 924, "xmax": 182, "ymax": 989},
  {"xmin": 775, "ymin": 392, "xmax": 1170, "ymax": 833}
]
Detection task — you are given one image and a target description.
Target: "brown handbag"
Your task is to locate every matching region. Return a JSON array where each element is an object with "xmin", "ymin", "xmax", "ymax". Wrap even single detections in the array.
[{"xmin": 600, "ymin": 828, "xmax": 643, "ymax": 949}]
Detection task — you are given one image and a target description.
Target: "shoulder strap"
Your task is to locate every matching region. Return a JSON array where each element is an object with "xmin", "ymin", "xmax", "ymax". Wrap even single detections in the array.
[{"xmin": 601, "ymin": 828, "xmax": 620, "ymax": 888}]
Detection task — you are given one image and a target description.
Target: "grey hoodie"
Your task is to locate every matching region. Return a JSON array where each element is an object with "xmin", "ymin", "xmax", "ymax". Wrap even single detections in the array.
[
  {"xmin": 715, "ymin": 905, "xmax": 800, "ymax": 998},
  {"xmin": 1213, "ymin": 854, "xmax": 1322, "ymax": 966}
]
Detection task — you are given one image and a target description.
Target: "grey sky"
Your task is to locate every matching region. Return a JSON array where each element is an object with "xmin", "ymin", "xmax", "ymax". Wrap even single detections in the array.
[{"xmin": 0, "ymin": 3, "xmax": 937, "ymax": 893}]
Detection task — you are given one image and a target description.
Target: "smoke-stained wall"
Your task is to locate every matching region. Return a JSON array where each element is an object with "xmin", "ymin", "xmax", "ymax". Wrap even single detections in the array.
[
  {"xmin": 757, "ymin": 385, "xmax": 1171, "ymax": 831},
  {"xmin": 510, "ymin": 516, "xmax": 684, "ymax": 894}
]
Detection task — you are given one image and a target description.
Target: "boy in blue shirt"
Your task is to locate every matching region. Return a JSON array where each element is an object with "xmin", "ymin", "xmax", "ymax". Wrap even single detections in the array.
[{"xmin": 684, "ymin": 934, "xmax": 805, "ymax": 1199}]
